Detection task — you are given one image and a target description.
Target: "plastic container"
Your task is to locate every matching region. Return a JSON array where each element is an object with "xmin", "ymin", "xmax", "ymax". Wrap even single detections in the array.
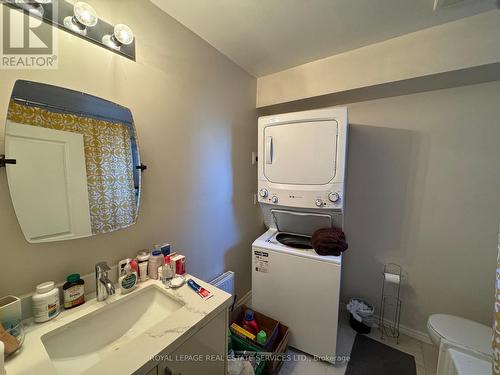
[
  {"xmin": 137, "ymin": 250, "xmax": 150, "ymax": 281},
  {"xmin": 242, "ymin": 309, "xmax": 260, "ymax": 335},
  {"xmin": 119, "ymin": 259, "xmax": 138, "ymax": 294},
  {"xmin": 63, "ymin": 274, "xmax": 85, "ymax": 310},
  {"xmin": 32, "ymin": 282, "xmax": 60, "ymax": 323},
  {"xmin": 148, "ymin": 250, "xmax": 164, "ymax": 280},
  {"xmin": 0, "ymin": 319, "xmax": 24, "ymax": 357},
  {"xmin": 257, "ymin": 330, "xmax": 267, "ymax": 345},
  {"xmin": 164, "ymin": 256, "xmax": 175, "ymax": 279}
]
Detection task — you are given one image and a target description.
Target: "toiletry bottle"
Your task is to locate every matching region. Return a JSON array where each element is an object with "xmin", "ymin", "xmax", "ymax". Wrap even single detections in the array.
[
  {"xmin": 137, "ymin": 250, "xmax": 150, "ymax": 282},
  {"xmin": 242, "ymin": 309, "xmax": 260, "ymax": 335},
  {"xmin": 148, "ymin": 250, "xmax": 164, "ymax": 280},
  {"xmin": 164, "ymin": 256, "xmax": 175, "ymax": 279},
  {"xmin": 158, "ymin": 266, "xmax": 164, "ymax": 283},
  {"xmin": 256, "ymin": 330, "xmax": 267, "ymax": 345},
  {"xmin": 32, "ymin": 282, "xmax": 60, "ymax": 323},
  {"xmin": 119, "ymin": 259, "xmax": 138, "ymax": 294},
  {"xmin": 63, "ymin": 273, "xmax": 85, "ymax": 309}
]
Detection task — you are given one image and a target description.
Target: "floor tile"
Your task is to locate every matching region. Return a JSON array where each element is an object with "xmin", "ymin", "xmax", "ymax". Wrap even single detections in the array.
[
  {"xmin": 325, "ymin": 365, "xmax": 347, "ymax": 375},
  {"xmin": 422, "ymin": 342, "xmax": 438, "ymax": 375},
  {"xmin": 278, "ymin": 366, "xmax": 297, "ymax": 375},
  {"xmin": 416, "ymin": 364, "xmax": 427, "ymax": 375},
  {"xmin": 280, "ymin": 348, "xmax": 344, "ymax": 375},
  {"xmin": 336, "ymin": 319, "xmax": 357, "ymax": 359}
]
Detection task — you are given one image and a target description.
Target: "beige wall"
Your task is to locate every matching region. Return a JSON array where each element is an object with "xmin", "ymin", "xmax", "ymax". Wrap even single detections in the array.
[
  {"xmin": 260, "ymin": 81, "xmax": 500, "ymax": 333},
  {"xmin": 0, "ymin": 1, "xmax": 262, "ymax": 298},
  {"xmin": 256, "ymin": 10, "xmax": 500, "ymax": 107}
]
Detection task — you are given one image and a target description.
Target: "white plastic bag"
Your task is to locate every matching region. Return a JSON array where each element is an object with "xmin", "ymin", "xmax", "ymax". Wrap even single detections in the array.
[{"xmin": 347, "ymin": 298, "xmax": 374, "ymax": 326}]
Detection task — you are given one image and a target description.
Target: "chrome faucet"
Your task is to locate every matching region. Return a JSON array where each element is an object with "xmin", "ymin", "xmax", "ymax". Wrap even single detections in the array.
[{"xmin": 95, "ymin": 262, "xmax": 116, "ymax": 302}]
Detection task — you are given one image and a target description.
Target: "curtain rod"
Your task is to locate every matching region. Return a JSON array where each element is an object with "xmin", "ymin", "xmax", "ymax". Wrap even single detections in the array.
[{"xmin": 11, "ymin": 97, "xmax": 133, "ymax": 126}]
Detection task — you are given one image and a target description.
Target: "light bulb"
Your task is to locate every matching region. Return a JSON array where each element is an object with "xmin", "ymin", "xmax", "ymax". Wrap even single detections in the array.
[
  {"xmin": 63, "ymin": 1, "xmax": 98, "ymax": 36},
  {"xmin": 102, "ymin": 24, "xmax": 134, "ymax": 51},
  {"xmin": 14, "ymin": 0, "xmax": 48, "ymax": 17},
  {"xmin": 74, "ymin": 2, "xmax": 98, "ymax": 27},
  {"xmin": 114, "ymin": 24, "xmax": 134, "ymax": 45}
]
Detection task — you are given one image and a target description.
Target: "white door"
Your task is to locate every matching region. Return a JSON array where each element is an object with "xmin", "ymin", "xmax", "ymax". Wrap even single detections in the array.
[
  {"xmin": 252, "ymin": 247, "xmax": 341, "ymax": 361},
  {"xmin": 263, "ymin": 120, "xmax": 338, "ymax": 185},
  {"xmin": 5, "ymin": 121, "xmax": 92, "ymax": 243}
]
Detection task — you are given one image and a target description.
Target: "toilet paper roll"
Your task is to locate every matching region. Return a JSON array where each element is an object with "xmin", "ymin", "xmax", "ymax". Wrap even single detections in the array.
[{"xmin": 384, "ymin": 272, "xmax": 401, "ymax": 285}]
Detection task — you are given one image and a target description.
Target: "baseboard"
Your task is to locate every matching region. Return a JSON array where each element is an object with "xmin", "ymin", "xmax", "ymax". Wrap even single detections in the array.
[
  {"xmin": 246, "ymin": 295, "xmax": 432, "ymax": 345},
  {"xmin": 374, "ymin": 316, "xmax": 432, "ymax": 345},
  {"xmin": 235, "ymin": 290, "xmax": 252, "ymax": 309}
]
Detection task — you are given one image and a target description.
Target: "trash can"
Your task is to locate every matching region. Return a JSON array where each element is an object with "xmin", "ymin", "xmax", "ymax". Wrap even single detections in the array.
[{"xmin": 347, "ymin": 298, "xmax": 374, "ymax": 334}]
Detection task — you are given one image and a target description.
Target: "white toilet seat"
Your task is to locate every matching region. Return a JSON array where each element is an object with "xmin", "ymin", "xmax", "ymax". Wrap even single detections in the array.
[{"xmin": 427, "ymin": 314, "xmax": 492, "ymax": 356}]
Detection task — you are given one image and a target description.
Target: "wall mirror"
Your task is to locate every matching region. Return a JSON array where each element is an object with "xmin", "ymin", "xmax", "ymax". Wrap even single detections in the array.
[{"xmin": 3, "ymin": 80, "xmax": 143, "ymax": 243}]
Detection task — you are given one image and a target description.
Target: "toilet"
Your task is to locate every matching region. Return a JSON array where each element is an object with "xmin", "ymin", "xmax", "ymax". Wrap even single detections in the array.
[{"xmin": 427, "ymin": 314, "xmax": 492, "ymax": 356}]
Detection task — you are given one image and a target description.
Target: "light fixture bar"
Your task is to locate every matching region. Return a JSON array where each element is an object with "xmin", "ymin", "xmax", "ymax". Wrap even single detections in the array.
[{"xmin": 3, "ymin": 0, "xmax": 136, "ymax": 61}]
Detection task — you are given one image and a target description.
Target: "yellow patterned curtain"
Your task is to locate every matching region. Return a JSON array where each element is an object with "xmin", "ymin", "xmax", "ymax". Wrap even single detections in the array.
[
  {"xmin": 7, "ymin": 100, "xmax": 137, "ymax": 235},
  {"xmin": 495, "ymin": 225, "xmax": 500, "ymax": 375}
]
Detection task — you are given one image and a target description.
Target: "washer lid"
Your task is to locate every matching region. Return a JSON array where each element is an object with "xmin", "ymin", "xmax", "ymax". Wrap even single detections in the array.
[
  {"xmin": 428, "ymin": 314, "xmax": 492, "ymax": 355},
  {"xmin": 271, "ymin": 209, "xmax": 332, "ymax": 236}
]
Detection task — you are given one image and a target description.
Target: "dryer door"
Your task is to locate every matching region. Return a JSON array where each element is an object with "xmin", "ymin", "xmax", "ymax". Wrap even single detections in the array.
[{"xmin": 263, "ymin": 120, "xmax": 338, "ymax": 185}]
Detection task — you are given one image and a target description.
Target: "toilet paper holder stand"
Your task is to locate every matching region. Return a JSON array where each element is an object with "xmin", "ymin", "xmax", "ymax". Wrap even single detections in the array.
[{"xmin": 379, "ymin": 263, "xmax": 402, "ymax": 344}]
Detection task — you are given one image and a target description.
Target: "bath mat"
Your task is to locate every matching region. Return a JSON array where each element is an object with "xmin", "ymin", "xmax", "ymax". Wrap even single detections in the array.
[{"xmin": 345, "ymin": 334, "xmax": 416, "ymax": 375}]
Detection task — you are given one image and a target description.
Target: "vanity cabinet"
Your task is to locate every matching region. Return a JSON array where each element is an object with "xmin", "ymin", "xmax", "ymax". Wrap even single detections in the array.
[{"xmin": 136, "ymin": 308, "xmax": 228, "ymax": 375}]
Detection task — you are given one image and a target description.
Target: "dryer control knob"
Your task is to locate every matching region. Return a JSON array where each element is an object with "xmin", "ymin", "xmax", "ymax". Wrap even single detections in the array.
[
  {"xmin": 259, "ymin": 189, "xmax": 268, "ymax": 198},
  {"xmin": 315, "ymin": 199, "xmax": 324, "ymax": 207},
  {"xmin": 328, "ymin": 192, "xmax": 340, "ymax": 203},
  {"xmin": 271, "ymin": 196, "xmax": 279, "ymax": 204}
]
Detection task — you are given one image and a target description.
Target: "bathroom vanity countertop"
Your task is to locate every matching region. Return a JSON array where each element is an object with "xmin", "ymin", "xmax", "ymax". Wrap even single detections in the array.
[{"xmin": 5, "ymin": 275, "xmax": 232, "ymax": 375}]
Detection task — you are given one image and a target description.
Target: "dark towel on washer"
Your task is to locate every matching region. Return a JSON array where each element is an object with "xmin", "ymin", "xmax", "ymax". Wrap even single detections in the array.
[{"xmin": 311, "ymin": 227, "xmax": 348, "ymax": 256}]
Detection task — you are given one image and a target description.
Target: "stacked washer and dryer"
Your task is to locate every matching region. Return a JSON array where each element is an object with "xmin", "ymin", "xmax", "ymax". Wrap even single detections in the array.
[{"xmin": 252, "ymin": 107, "xmax": 349, "ymax": 362}]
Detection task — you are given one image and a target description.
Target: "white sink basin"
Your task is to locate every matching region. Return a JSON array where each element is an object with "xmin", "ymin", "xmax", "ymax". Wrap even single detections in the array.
[{"xmin": 41, "ymin": 285, "xmax": 184, "ymax": 374}]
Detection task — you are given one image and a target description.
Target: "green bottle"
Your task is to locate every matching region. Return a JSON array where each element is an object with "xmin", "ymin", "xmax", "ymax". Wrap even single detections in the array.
[{"xmin": 256, "ymin": 330, "xmax": 267, "ymax": 345}]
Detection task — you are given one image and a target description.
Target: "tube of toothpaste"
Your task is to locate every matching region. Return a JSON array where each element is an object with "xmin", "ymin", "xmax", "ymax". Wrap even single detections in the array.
[{"xmin": 187, "ymin": 279, "xmax": 213, "ymax": 300}]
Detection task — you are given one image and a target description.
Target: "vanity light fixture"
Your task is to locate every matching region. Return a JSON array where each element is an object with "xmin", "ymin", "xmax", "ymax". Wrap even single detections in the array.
[
  {"xmin": 63, "ymin": 1, "xmax": 98, "ymax": 36},
  {"xmin": 102, "ymin": 24, "xmax": 135, "ymax": 51},
  {"xmin": 13, "ymin": 0, "xmax": 51, "ymax": 17},
  {"xmin": 5, "ymin": 0, "xmax": 136, "ymax": 60}
]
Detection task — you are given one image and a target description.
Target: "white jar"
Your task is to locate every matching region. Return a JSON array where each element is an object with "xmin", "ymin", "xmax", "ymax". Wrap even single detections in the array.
[{"xmin": 32, "ymin": 281, "xmax": 60, "ymax": 323}]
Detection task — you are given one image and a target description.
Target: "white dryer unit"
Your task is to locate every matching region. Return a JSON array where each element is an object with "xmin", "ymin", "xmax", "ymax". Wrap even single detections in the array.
[{"xmin": 257, "ymin": 107, "xmax": 348, "ymax": 211}]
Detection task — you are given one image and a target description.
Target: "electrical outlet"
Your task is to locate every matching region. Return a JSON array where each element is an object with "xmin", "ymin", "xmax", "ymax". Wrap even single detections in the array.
[{"xmin": 253, "ymin": 193, "xmax": 258, "ymax": 205}]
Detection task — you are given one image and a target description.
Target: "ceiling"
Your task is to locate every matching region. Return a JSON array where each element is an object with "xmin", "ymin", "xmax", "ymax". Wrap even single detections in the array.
[{"xmin": 151, "ymin": 0, "xmax": 498, "ymax": 77}]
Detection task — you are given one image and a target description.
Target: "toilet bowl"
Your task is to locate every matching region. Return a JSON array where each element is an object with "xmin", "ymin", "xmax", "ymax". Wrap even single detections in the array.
[{"xmin": 427, "ymin": 314, "xmax": 492, "ymax": 356}]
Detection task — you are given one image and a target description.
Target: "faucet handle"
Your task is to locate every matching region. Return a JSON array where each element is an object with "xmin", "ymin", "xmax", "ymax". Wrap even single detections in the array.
[{"xmin": 95, "ymin": 262, "xmax": 111, "ymax": 273}]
